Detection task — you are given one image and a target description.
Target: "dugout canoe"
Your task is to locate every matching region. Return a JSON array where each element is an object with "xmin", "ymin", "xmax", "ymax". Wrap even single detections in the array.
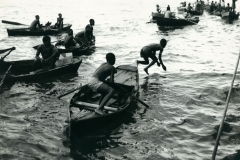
[
  {"xmin": 188, "ymin": 10, "xmax": 204, "ymax": 15},
  {"xmin": 152, "ymin": 12, "xmax": 164, "ymax": 20},
  {"xmin": 7, "ymin": 24, "xmax": 72, "ymax": 36},
  {"xmin": 221, "ymin": 11, "xmax": 239, "ymax": 22},
  {"xmin": 157, "ymin": 17, "xmax": 199, "ymax": 26},
  {"xmin": 69, "ymin": 64, "xmax": 139, "ymax": 135},
  {"xmin": 0, "ymin": 56, "xmax": 82, "ymax": 87}
]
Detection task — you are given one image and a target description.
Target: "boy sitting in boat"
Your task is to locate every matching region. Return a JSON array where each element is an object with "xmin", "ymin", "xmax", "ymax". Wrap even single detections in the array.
[
  {"xmin": 137, "ymin": 39, "xmax": 167, "ymax": 75},
  {"xmin": 29, "ymin": 15, "xmax": 42, "ymax": 31},
  {"xmin": 156, "ymin": 4, "xmax": 161, "ymax": 13},
  {"xmin": 86, "ymin": 19, "xmax": 95, "ymax": 45},
  {"xmin": 33, "ymin": 36, "xmax": 59, "ymax": 71},
  {"xmin": 75, "ymin": 25, "xmax": 93, "ymax": 47},
  {"xmin": 88, "ymin": 53, "xmax": 117, "ymax": 115},
  {"xmin": 55, "ymin": 29, "xmax": 76, "ymax": 49},
  {"xmin": 54, "ymin": 13, "xmax": 63, "ymax": 28}
]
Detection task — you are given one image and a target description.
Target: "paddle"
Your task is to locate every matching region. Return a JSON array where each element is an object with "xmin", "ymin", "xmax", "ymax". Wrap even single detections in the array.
[
  {"xmin": 177, "ymin": 16, "xmax": 198, "ymax": 25},
  {"xmin": 104, "ymin": 81, "xmax": 149, "ymax": 108},
  {"xmin": 0, "ymin": 48, "xmax": 15, "ymax": 60},
  {"xmin": 0, "ymin": 64, "xmax": 12, "ymax": 87},
  {"xmin": 0, "ymin": 47, "xmax": 15, "ymax": 54},
  {"xmin": 33, "ymin": 40, "xmax": 59, "ymax": 49},
  {"xmin": 2, "ymin": 20, "xmax": 28, "ymax": 26},
  {"xmin": 185, "ymin": 18, "xmax": 198, "ymax": 24},
  {"xmin": 57, "ymin": 83, "xmax": 82, "ymax": 99}
]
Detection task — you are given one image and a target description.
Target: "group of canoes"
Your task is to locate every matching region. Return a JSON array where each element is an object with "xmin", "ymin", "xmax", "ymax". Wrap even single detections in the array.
[
  {"xmin": 151, "ymin": 4, "xmax": 200, "ymax": 26},
  {"xmin": 0, "ymin": 14, "xmax": 145, "ymax": 135},
  {"xmin": 205, "ymin": 0, "xmax": 239, "ymax": 22}
]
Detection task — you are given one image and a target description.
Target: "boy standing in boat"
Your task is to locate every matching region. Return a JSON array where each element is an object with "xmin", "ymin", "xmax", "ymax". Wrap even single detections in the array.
[
  {"xmin": 88, "ymin": 53, "xmax": 116, "ymax": 115},
  {"xmin": 30, "ymin": 15, "xmax": 42, "ymax": 31},
  {"xmin": 137, "ymin": 39, "xmax": 167, "ymax": 75},
  {"xmin": 33, "ymin": 36, "xmax": 58, "ymax": 71}
]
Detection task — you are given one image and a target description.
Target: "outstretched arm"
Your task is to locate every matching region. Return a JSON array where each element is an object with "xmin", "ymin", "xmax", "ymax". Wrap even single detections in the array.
[{"xmin": 158, "ymin": 50, "xmax": 166, "ymax": 71}]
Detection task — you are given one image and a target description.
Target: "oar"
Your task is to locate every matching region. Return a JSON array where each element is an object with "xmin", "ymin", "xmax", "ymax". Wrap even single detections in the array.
[
  {"xmin": 184, "ymin": 18, "xmax": 198, "ymax": 24},
  {"xmin": 33, "ymin": 40, "xmax": 58, "ymax": 49},
  {"xmin": 0, "ymin": 47, "xmax": 15, "ymax": 54},
  {"xmin": 0, "ymin": 64, "xmax": 12, "ymax": 87},
  {"xmin": 105, "ymin": 81, "xmax": 149, "ymax": 108},
  {"xmin": 0, "ymin": 48, "xmax": 15, "ymax": 61},
  {"xmin": 2, "ymin": 20, "xmax": 28, "ymax": 26},
  {"xmin": 57, "ymin": 83, "xmax": 82, "ymax": 99}
]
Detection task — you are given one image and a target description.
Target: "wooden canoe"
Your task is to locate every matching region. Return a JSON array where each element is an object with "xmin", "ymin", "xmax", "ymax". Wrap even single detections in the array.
[
  {"xmin": 157, "ymin": 17, "xmax": 199, "ymax": 26},
  {"xmin": 152, "ymin": 12, "xmax": 164, "ymax": 20},
  {"xmin": 221, "ymin": 11, "xmax": 239, "ymax": 22},
  {"xmin": 33, "ymin": 43, "xmax": 94, "ymax": 57},
  {"xmin": 69, "ymin": 64, "xmax": 139, "ymax": 134},
  {"xmin": 7, "ymin": 24, "xmax": 72, "ymax": 36},
  {"xmin": 0, "ymin": 56, "xmax": 82, "ymax": 87}
]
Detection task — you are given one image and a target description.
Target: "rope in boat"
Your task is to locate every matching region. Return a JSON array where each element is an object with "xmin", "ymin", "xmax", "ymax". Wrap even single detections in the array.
[{"xmin": 212, "ymin": 50, "xmax": 240, "ymax": 160}]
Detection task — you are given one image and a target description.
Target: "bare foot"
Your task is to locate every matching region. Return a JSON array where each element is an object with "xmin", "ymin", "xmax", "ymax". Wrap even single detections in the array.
[
  {"xmin": 144, "ymin": 68, "xmax": 149, "ymax": 75},
  {"xmin": 95, "ymin": 109, "xmax": 105, "ymax": 115}
]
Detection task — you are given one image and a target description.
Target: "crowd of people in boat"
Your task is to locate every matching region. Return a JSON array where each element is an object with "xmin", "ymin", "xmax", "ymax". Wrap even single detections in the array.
[
  {"xmin": 55, "ymin": 19, "xmax": 95, "ymax": 49},
  {"xmin": 30, "ymin": 13, "xmax": 64, "ymax": 31}
]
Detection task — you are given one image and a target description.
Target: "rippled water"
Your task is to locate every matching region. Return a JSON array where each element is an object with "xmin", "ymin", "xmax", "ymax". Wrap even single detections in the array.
[{"xmin": 1, "ymin": 0, "xmax": 240, "ymax": 159}]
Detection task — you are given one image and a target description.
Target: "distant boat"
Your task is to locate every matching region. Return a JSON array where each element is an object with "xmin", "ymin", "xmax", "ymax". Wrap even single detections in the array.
[
  {"xmin": 157, "ymin": 17, "xmax": 199, "ymax": 26},
  {"xmin": 7, "ymin": 24, "xmax": 72, "ymax": 36},
  {"xmin": 151, "ymin": 12, "xmax": 164, "ymax": 20},
  {"xmin": 221, "ymin": 11, "xmax": 239, "ymax": 22}
]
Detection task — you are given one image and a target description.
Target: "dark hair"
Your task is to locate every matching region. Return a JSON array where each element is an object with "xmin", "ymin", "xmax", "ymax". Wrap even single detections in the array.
[
  {"xmin": 42, "ymin": 35, "xmax": 50, "ymax": 43},
  {"xmin": 106, "ymin": 53, "xmax": 115, "ymax": 62},
  {"xmin": 160, "ymin": 39, "xmax": 167, "ymax": 48},
  {"xmin": 89, "ymin": 19, "xmax": 94, "ymax": 23},
  {"xmin": 36, "ymin": 15, "xmax": 39, "ymax": 18}
]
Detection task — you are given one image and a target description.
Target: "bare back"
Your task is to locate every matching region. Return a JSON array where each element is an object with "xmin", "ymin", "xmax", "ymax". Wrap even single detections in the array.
[{"xmin": 93, "ymin": 63, "xmax": 115, "ymax": 81}]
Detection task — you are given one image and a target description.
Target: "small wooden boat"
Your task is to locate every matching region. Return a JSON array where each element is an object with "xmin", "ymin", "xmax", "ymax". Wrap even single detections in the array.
[
  {"xmin": 188, "ymin": 10, "xmax": 203, "ymax": 15},
  {"xmin": 0, "ymin": 56, "xmax": 82, "ymax": 86},
  {"xmin": 177, "ymin": 7, "xmax": 187, "ymax": 13},
  {"xmin": 69, "ymin": 64, "xmax": 139, "ymax": 134},
  {"xmin": 221, "ymin": 11, "xmax": 239, "ymax": 22},
  {"xmin": 56, "ymin": 46, "xmax": 93, "ymax": 57},
  {"xmin": 209, "ymin": 10, "xmax": 222, "ymax": 16},
  {"xmin": 157, "ymin": 17, "xmax": 199, "ymax": 26},
  {"xmin": 152, "ymin": 12, "xmax": 164, "ymax": 20},
  {"xmin": 7, "ymin": 24, "xmax": 72, "ymax": 36}
]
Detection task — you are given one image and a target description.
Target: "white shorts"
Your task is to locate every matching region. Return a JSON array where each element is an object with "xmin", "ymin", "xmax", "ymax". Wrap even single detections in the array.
[{"xmin": 88, "ymin": 77, "xmax": 102, "ymax": 92}]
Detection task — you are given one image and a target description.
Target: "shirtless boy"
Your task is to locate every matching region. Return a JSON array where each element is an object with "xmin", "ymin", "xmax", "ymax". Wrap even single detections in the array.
[
  {"xmin": 33, "ymin": 36, "xmax": 58, "ymax": 71},
  {"xmin": 88, "ymin": 53, "xmax": 117, "ymax": 115},
  {"xmin": 137, "ymin": 39, "xmax": 167, "ymax": 75}
]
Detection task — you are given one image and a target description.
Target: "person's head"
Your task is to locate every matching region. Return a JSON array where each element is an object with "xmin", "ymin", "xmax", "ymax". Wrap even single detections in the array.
[
  {"xmin": 106, "ymin": 53, "xmax": 115, "ymax": 65},
  {"xmin": 58, "ymin": 13, "xmax": 62, "ymax": 18},
  {"xmin": 160, "ymin": 39, "xmax": 167, "ymax": 48},
  {"xmin": 156, "ymin": 4, "xmax": 159, "ymax": 7},
  {"xmin": 68, "ymin": 29, "xmax": 73, "ymax": 36},
  {"xmin": 227, "ymin": 3, "xmax": 229, "ymax": 6},
  {"xmin": 35, "ymin": 15, "xmax": 40, "ymax": 19},
  {"xmin": 89, "ymin": 19, "xmax": 95, "ymax": 26},
  {"xmin": 42, "ymin": 36, "xmax": 51, "ymax": 46}
]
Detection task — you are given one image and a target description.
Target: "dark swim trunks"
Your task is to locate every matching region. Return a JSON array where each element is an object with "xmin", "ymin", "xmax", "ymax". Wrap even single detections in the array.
[{"xmin": 140, "ymin": 46, "xmax": 154, "ymax": 58}]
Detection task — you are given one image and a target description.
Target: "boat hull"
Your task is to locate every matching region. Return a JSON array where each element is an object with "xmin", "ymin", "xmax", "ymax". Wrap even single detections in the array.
[
  {"xmin": 1, "ymin": 57, "xmax": 82, "ymax": 83},
  {"xmin": 157, "ymin": 17, "xmax": 199, "ymax": 26},
  {"xmin": 69, "ymin": 65, "xmax": 139, "ymax": 135},
  {"xmin": 7, "ymin": 24, "xmax": 72, "ymax": 36}
]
